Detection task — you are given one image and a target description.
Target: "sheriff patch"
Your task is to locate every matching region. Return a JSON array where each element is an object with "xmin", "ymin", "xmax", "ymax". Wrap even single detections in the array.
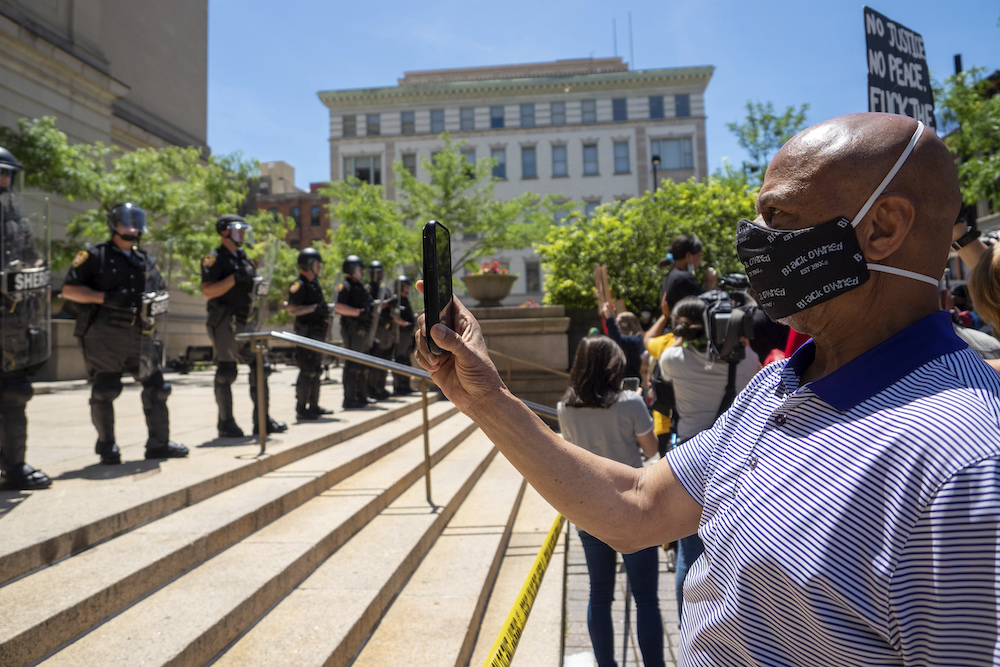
[
  {"xmin": 336, "ymin": 282, "xmax": 344, "ymax": 292},
  {"xmin": 289, "ymin": 281, "xmax": 301, "ymax": 294},
  {"xmin": 202, "ymin": 254, "xmax": 216, "ymax": 268},
  {"xmin": 72, "ymin": 250, "xmax": 89, "ymax": 267}
]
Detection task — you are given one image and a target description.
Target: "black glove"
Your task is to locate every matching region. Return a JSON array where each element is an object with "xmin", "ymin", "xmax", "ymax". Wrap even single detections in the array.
[
  {"xmin": 104, "ymin": 287, "xmax": 136, "ymax": 311},
  {"xmin": 233, "ymin": 267, "xmax": 255, "ymax": 287},
  {"xmin": 315, "ymin": 301, "xmax": 329, "ymax": 317}
]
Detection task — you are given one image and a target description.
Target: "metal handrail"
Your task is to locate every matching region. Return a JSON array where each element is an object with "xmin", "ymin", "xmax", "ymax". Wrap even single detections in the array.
[
  {"xmin": 236, "ymin": 331, "xmax": 558, "ymax": 506},
  {"xmin": 486, "ymin": 348, "xmax": 570, "ymax": 386}
]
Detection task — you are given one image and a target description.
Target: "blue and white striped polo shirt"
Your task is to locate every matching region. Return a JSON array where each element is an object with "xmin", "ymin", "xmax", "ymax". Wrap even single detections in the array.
[{"xmin": 667, "ymin": 311, "xmax": 1000, "ymax": 666}]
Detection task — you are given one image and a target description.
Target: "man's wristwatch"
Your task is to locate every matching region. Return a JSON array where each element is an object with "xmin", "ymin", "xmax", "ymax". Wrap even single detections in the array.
[{"xmin": 952, "ymin": 226, "xmax": 980, "ymax": 251}]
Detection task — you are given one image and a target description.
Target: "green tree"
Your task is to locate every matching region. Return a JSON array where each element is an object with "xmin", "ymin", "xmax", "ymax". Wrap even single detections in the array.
[
  {"xmin": 536, "ymin": 169, "xmax": 757, "ymax": 312},
  {"xmin": 321, "ymin": 177, "xmax": 419, "ymax": 272},
  {"xmin": 726, "ymin": 101, "xmax": 809, "ymax": 185},
  {"xmin": 392, "ymin": 133, "xmax": 569, "ymax": 273},
  {"xmin": 937, "ymin": 67, "xmax": 1000, "ymax": 211}
]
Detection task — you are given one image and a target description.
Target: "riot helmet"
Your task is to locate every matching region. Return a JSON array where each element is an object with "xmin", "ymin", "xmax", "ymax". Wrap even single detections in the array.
[
  {"xmin": 343, "ymin": 254, "xmax": 363, "ymax": 277},
  {"xmin": 297, "ymin": 247, "xmax": 324, "ymax": 276},
  {"xmin": 0, "ymin": 146, "xmax": 23, "ymax": 193},
  {"xmin": 216, "ymin": 213, "xmax": 254, "ymax": 246},
  {"xmin": 396, "ymin": 274, "xmax": 411, "ymax": 295},
  {"xmin": 368, "ymin": 260, "xmax": 384, "ymax": 285},
  {"xmin": 107, "ymin": 203, "xmax": 148, "ymax": 242}
]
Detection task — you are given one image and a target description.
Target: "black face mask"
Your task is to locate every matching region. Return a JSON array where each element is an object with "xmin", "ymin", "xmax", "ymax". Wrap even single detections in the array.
[
  {"xmin": 736, "ymin": 121, "xmax": 938, "ymax": 322},
  {"xmin": 736, "ymin": 217, "xmax": 869, "ymax": 320}
]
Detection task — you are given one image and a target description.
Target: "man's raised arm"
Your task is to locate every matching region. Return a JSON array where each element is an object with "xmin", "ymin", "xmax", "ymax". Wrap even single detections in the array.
[{"xmin": 412, "ymin": 282, "xmax": 701, "ymax": 552}]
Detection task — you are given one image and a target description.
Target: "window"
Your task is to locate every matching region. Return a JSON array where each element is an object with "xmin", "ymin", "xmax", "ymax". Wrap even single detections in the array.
[
  {"xmin": 583, "ymin": 144, "xmax": 599, "ymax": 175},
  {"xmin": 366, "ymin": 113, "xmax": 380, "ymax": 136},
  {"xmin": 461, "ymin": 148, "xmax": 476, "ymax": 164},
  {"xmin": 554, "ymin": 209, "xmax": 569, "ymax": 225},
  {"xmin": 581, "ymin": 100, "xmax": 597, "ymax": 124},
  {"xmin": 460, "ymin": 107, "xmax": 475, "ymax": 131},
  {"xmin": 290, "ymin": 239, "xmax": 300, "ymax": 249},
  {"xmin": 550, "ymin": 101, "xmax": 566, "ymax": 126},
  {"xmin": 649, "ymin": 96, "xmax": 664, "ymax": 119},
  {"xmin": 612, "ymin": 98, "xmax": 627, "ymax": 121},
  {"xmin": 521, "ymin": 146, "xmax": 537, "ymax": 179},
  {"xmin": 401, "ymin": 111, "xmax": 415, "ymax": 135},
  {"xmin": 343, "ymin": 115, "xmax": 356, "ymax": 137},
  {"xmin": 650, "ymin": 137, "xmax": 694, "ymax": 170},
  {"xmin": 490, "ymin": 105, "xmax": 505, "ymax": 128},
  {"xmin": 430, "ymin": 109, "xmax": 445, "ymax": 133},
  {"xmin": 268, "ymin": 206, "xmax": 279, "ymax": 220},
  {"xmin": 525, "ymin": 260, "xmax": 541, "ymax": 293},
  {"xmin": 402, "ymin": 153, "xmax": 417, "ymax": 176},
  {"xmin": 551, "ymin": 145, "xmax": 567, "ymax": 177},
  {"xmin": 290, "ymin": 206, "xmax": 301, "ymax": 228},
  {"xmin": 520, "ymin": 103, "xmax": 535, "ymax": 127},
  {"xmin": 613, "ymin": 141, "xmax": 630, "ymax": 174},
  {"xmin": 343, "ymin": 155, "xmax": 382, "ymax": 184},
  {"xmin": 584, "ymin": 201, "xmax": 600, "ymax": 217},
  {"xmin": 310, "ymin": 205, "xmax": 321, "ymax": 227},
  {"xmin": 675, "ymin": 94, "xmax": 691, "ymax": 117},
  {"xmin": 491, "ymin": 147, "xmax": 506, "ymax": 179}
]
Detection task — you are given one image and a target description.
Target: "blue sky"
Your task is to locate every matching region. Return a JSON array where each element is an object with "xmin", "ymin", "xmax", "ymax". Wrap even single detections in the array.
[{"xmin": 208, "ymin": 0, "xmax": 999, "ymax": 190}]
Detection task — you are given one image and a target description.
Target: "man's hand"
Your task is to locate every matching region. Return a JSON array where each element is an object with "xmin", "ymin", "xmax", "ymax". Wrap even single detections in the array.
[{"xmin": 413, "ymin": 280, "xmax": 505, "ymax": 412}]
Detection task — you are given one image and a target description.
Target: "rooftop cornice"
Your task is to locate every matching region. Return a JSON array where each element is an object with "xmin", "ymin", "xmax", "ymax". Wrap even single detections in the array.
[{"xmin": 317, "ymin": 65, "xmax": 714, "ymax": 109}]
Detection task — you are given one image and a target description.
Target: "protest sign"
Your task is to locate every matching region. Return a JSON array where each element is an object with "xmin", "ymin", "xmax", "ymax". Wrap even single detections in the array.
[{"xmin": 864, "ymin": 6, "xmax": 935, "ymax": 129}]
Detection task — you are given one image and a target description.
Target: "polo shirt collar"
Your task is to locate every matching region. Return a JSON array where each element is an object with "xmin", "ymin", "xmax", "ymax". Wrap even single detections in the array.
[{"xmin": 783, "ymin": 311, "xmax": 967, "ymax": 412}]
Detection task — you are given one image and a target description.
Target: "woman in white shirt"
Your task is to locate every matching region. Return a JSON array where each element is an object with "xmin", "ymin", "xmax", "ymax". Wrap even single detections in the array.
[{"xmin": 558, "ymin": 336, "xmax": 664, "ymax": 667}]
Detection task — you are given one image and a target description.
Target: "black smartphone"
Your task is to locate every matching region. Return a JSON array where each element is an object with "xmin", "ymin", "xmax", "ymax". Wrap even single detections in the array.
[
  {"xmin": 623, "ymin": 377, "xmax": 640, "ymax": 392},
  {"xmin": 422, "ymin": 220, "xmax": 453, "ymax": 355}
]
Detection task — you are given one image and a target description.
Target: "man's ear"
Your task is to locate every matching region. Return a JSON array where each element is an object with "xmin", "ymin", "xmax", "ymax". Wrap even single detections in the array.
[{"xmin": 859, "ymin": 193, "xmax": 915, "ymax": 261}]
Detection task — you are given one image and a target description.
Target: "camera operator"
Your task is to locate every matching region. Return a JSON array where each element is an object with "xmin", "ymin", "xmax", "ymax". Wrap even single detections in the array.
[{"xmin": 657, "ymin": 293, "xmax": 759, "ymax": 623}]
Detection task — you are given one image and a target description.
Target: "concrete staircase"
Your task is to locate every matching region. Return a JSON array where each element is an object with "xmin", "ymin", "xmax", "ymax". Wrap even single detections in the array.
[{"xmin": 0, "ymin": 368, "xmax": 566, "ymax": 666}]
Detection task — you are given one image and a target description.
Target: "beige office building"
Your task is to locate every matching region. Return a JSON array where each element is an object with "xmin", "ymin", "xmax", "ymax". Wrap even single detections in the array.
[{"xmin": 319, "ymin": 57, "xmax": 713, "ymax": 302}]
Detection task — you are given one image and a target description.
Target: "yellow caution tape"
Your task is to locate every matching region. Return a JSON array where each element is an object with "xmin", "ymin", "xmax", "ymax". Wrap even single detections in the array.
[{"xmin": 484, "ymin": 513, "xmax": 566, "ymax": 667}]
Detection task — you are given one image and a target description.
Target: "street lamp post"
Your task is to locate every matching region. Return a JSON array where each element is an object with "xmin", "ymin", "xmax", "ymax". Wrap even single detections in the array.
[{"xmin": 651, "ymin": 155, "xmax": 661, "ymax": 193}]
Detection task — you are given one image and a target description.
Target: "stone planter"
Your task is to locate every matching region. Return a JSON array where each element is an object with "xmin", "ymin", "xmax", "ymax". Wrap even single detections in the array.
[{"xmin": 460, "ymin": 273, "xmax": 518, "ymax": 307}]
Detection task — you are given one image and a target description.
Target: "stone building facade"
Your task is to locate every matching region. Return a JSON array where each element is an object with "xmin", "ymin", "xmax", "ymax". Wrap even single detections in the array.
[{"xmin": 318, "ymin": 57, "xmax": 713, "ymax": 304}]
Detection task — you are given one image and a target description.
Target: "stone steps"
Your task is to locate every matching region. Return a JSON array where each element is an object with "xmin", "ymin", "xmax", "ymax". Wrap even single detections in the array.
[
  {"xmin": 0, "ymin": 387, "xmax": 438, "ymax": 588},
  {"xmin": 0, "ymin": 368, "xmax": 570, "ymax": 666},
  {"xmin": 33, "ymin": 412, "xmax": 484, "ymax": 666},
  {"xmin": 1, "ymin": 402, "xmax": 467, "ymax": 666}
]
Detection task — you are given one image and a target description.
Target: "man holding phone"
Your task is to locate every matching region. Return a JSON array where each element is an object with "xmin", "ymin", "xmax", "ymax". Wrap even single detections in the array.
[
  {"xmin": 334, "ymin": 254, "xmax": 373, "ymax": 409},
  {"xmin": 414, "ymin": 114, "xmax": 1000, "ymax": 666}
]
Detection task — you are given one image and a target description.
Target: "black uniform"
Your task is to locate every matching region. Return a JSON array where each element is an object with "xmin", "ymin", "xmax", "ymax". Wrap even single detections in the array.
[
  {"xmin": 393, "ymin": 292, "xmax": 416, "ymax": 395},
  {"xmin": 1, "ymin": 197, "xmax": 50, "ymax": 487},
  {"xmin": 201, "ymin": 245, "xmax": 277, "ymax": 434},
  {"xmin": 64, "ymin": 241, "xmax": 175, "ymax": 460},
  {"xmin": 336, "ymin": 276, "xmax": 372, "ymax": 408},
  {"xmin": 366, "ymin": 281, "xmax": 396, "ymax": 400},
  {"xmin": 288, "ymin": 274, "xmax": 329, "ymax": 415}
]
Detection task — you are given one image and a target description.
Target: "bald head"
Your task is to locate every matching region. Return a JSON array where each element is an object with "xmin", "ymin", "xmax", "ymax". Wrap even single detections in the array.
[{"xmin": 776, "ymin": 113, "xmax": 960, "ymax": 263}]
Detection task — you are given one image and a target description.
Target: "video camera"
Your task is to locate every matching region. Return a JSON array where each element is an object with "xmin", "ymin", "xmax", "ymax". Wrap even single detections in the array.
[{"xmin": 699, "ymin": 273, "xmax": 757, "ymax": 364}]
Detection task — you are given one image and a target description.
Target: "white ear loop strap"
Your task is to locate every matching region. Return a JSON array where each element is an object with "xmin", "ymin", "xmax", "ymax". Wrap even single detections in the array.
[
  {"xmin": 867, "ymin": 264, "xmax": 940, "ymax": 286},
  {"xmin": 847, "ymin": 121, "xmax": 937, "ymax": 287},
  {"xmin": 850, "ymin": 121, "xmax": 924, "ymax": 228}
]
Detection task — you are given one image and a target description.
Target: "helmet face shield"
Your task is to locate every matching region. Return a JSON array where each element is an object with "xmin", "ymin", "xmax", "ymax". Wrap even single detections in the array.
[
  {"xmin": 110, "ymin": 204, "xmax": 148, "ymax": 242},
  {"xmin": 117, "ymin": 207, "xmax": 148, "ymax": 235},
  {"xmin": 228, "ymin": 221, "xmax": 254, "ymax": 246},
  {"xmin": 313, "ymin": 259, "xmax": 324, "ymax": 277}
]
